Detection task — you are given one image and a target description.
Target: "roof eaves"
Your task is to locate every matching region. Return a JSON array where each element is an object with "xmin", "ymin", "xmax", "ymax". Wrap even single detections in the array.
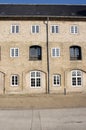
[
  {"xmin": 0, "ymin": 15, "xmax": 86, "ymax": 18},
  {"xmin": 0, "ymin": 15, "xmax": 86, "ymax": 19}
]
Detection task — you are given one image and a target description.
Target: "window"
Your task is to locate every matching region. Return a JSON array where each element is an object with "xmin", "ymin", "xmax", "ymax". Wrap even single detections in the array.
[
  {"xmin": 52, "ymin": 48, "xmax": 60, "ymax": 57},
  {"xmin": 53, "ymin": 74, "xmax": 61, "ymax": 86},
  {"xmin": 30, "ymin": 71, "xmax": 41, "ymax": 88},
  {"xmin": 11, "ymin": 25, "xmax": 19, "ymax": 33},
  {"xmin": 11, "ymin": 75, "xmax": 18, "ymax": 86},
  {"xmin": 71, "ymin": 70, "xmax": 82, "ymax": 86},
  {"xmin": 51, "ymin": 25, "xmax": 59, "ymax": 33},
  {"xmin": 70, "ymin": 46, "xmax": 81, "ymax": 60},
  {"xmin": 10, "ymin": 48, "xmax": 19, "ymax": 57},
  {"xmin": 29, "ymin": 46, "xmax": 41, "ymax": 60},
  {"xmin": 70, "ymin": 25, "xmax": 78, "ymax": 34},
  {"xmin": 31, "ymin": 25, "xmax": 39, "ymax": 33}
]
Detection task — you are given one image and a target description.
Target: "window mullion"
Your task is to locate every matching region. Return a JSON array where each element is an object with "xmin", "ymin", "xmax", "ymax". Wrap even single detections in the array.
[
  {"xmin": 14, "ymin": 76, "xmax": 16, "ymax": 85},
  {"xmin": 34, "ymin": 26, "xmax": 36, "ymax": 33},
  {"xmin": 14, "ymin": 48, "xmax": 15, "ymax": 57},
  {"xmin": 55, "ymin": 48, "xmax": 56, "ymax": 57},
  {"xmin": 35, "ymin": 72, "xmax": 36, "ymax": 87},
  {"xmin": 35, "ymin": 77, "xmax": 36, "ymax": 87},
  {"xmin": 76, "ymin": 76, "xmax": 77, "ymax": 86}
]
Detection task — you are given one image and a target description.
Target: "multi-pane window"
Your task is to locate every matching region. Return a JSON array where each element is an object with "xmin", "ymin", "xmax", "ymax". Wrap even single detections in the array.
[
  {"xmin": 71, "ymin": 70, "xmax": 82, "ymax": 86},
  {"xmin": 51, "ymin": 25, "xmax": 59, "ymax": 33},
  {"xmin": 10, "ymin": 48, "xmax": 19, "ymax": 57},
  {"xmin": 53, "ymin": 74, "xmax": 60, "ymax": 86},
  {"xmin": 11, "ymin": 75, "xmax": 18, "ymax": 86},
  {"xmin": 31, "ymin": 25, "xmax": 40, "ymax": 33},
  {"xmin": 70, "ymin": 25, "xmax": 78, "ymax": 34},
  {"xmin": 11, "ymin": 25, "xmax": 19, "ymax": 33},
  {"xmin": 30, "ymin": 71, "xmax": 41, "ymax": 88},
  {"xmin": 29, "ymin": 46, "xmax": 41, "ymax": 60},
  {"xmin": 52, "ymin": 48, "xmax": 60, "ymax": 57},
  {"xmin": 70, "ymin": 46, "xmax": 81, "ymax": 60}
]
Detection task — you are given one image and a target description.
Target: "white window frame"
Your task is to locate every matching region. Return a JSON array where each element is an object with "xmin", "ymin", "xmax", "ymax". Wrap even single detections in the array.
[
  {"xmin": 70, "ymin": 25, "xmax": 78, "ymax": 34},
  {"xmin": 10, "ymin": 48, "xmax": 19, "ymax": 57},
  {"xmin": 31, "ymin": 25, "xmax": 40, "ymax": 33},
  {"xmin": 30, "ymin": 71, "xmax": 41, "ymax": 88},
  {"xmin": 11, "ymin": 75, "xmax": 19, "ymax": 87},
  {"xmin": 71, "ymin": 70, "xmax": 82, "ymax": 87},
  {"xmin": 53, "ymin": 74, "xmax": 61, "ymax": 86},
  {"xmin": 11, "ymin": 24, "xmax": 19, "ymax": 34},
  {"xmin": 51, "ymin": 48, "xmax": 60, "ymax": 57},
  {"xmin": 51, "ymin": 25, "xmax": 59, "ymax": 33}
]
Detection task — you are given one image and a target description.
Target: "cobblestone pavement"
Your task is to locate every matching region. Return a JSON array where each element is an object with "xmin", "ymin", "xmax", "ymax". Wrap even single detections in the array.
[{"xmin": 0, "ymin": 108, "xmax": 86, "ymax": 130}]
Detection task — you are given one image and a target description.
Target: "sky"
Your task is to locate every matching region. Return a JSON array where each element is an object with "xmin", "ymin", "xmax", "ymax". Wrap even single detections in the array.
[{"xmin": 0, "ymin": 0, "xmax": 86, "ymax": 4}]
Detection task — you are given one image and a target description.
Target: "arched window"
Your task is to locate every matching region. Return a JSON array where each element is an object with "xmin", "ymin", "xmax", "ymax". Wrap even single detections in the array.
[
  {"xmin": 71, "ymin": 70, "xmax": 82, "ymax": 86},
  {"xmin": 29, "ymin": 46, "xmax": 42, "ymax": 60},
  {"xmin": 30, "ymin": 71, "xmax": 41, "ymax": 88},
  {"xmin": 70, "ymin": 46, "xmax": 82, "ymax": 60}
]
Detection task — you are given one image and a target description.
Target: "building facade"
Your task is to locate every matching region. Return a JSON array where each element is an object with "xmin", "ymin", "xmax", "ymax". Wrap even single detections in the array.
[{"xmin": 0, "ymin": 4, "xmax": 86, "ymax": 94}]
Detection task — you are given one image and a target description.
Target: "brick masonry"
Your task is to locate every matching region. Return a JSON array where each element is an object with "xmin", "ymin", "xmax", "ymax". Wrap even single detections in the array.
[{"xmin": 0, "ymin": 19, "xmax": 86, "ymax": 94}]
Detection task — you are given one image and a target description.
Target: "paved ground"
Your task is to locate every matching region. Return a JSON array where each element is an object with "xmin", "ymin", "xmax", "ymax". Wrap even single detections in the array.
[
  {"xmin": 0, "ymin": 108, "xmax": 86, "ymax": 130},
  {"xmin": 0, "ymin": 93, "xmax": 86, "ymax": 109},
  {"xmin": 0, "ymin": 93, "xmax": 86, "ymax": 130}
]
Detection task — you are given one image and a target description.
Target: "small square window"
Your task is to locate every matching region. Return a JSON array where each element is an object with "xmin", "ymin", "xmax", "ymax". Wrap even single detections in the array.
[
  {"xmin": 31, "ymin": 25, "xmax": 40, "ymax": 33},
  {"xmin": 51, "ymin": 25, "xmax": 59, "ymax": 33},
  {"xmin": 70, "ymin": 25, "xmax": 78, "ymax": 34},
  {"xmin": 11, "ymin": 75, "xmax": 18, "ymax": 86},
  {"xmin": 11, "ymin": 25, "xmax": 19, "ymax": 33},
  {"xmin": 53, "ymin": 75, "xmax": 61, "ymax": 86},
  {"xmin": 52, "ymin": 48, "xmax": 60, "ymax": 57},
  {"xmin": 10, "ymin": 48, "xmax": 19, "ymax": 57}
]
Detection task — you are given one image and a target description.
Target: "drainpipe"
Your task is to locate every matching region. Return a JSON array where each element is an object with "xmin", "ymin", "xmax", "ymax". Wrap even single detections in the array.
[
  {"xmin": 45, "ymin": 17, "xmax": 50, "ymax": 94},
  {"xmin": 3, "ymin": 74, "xmax": 5, "ymax": 94},
  {"xmin": 64, "ymin": 71, "xmax": 66, "ymax": 95}
]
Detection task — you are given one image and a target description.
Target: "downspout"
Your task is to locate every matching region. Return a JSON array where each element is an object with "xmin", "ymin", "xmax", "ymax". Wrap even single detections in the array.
[
  {"xmin": 45, "ymin": 17, "xmax": 50, "ymax": 94},
  {"xmin": 3, "ymin": 74, "xmax": 5, "ymax": 94},
  {"xmin": 64, "ymin": 71, "xmax": 66, "ymax": 95}
]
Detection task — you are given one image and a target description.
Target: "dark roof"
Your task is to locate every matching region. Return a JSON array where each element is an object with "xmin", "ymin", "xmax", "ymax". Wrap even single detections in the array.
[{"xmin": 0, "ymin": 4, "xmax": 86, "ymax": 18}]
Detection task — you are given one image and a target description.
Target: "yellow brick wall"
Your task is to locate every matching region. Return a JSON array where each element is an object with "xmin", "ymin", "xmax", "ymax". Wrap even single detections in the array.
[{"xmin": 0, "ymin": 20, "xmax": 86, "ymax": 94}]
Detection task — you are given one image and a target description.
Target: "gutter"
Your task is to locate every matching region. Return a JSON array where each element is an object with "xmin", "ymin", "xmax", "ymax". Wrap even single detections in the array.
[
  {"xmin": 0, "ymin": 15, "xmax": 86, "ymax": 19},
  {"xmin": 45, "ymin": 17, "xmax": 50, "ymax": 94}
]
